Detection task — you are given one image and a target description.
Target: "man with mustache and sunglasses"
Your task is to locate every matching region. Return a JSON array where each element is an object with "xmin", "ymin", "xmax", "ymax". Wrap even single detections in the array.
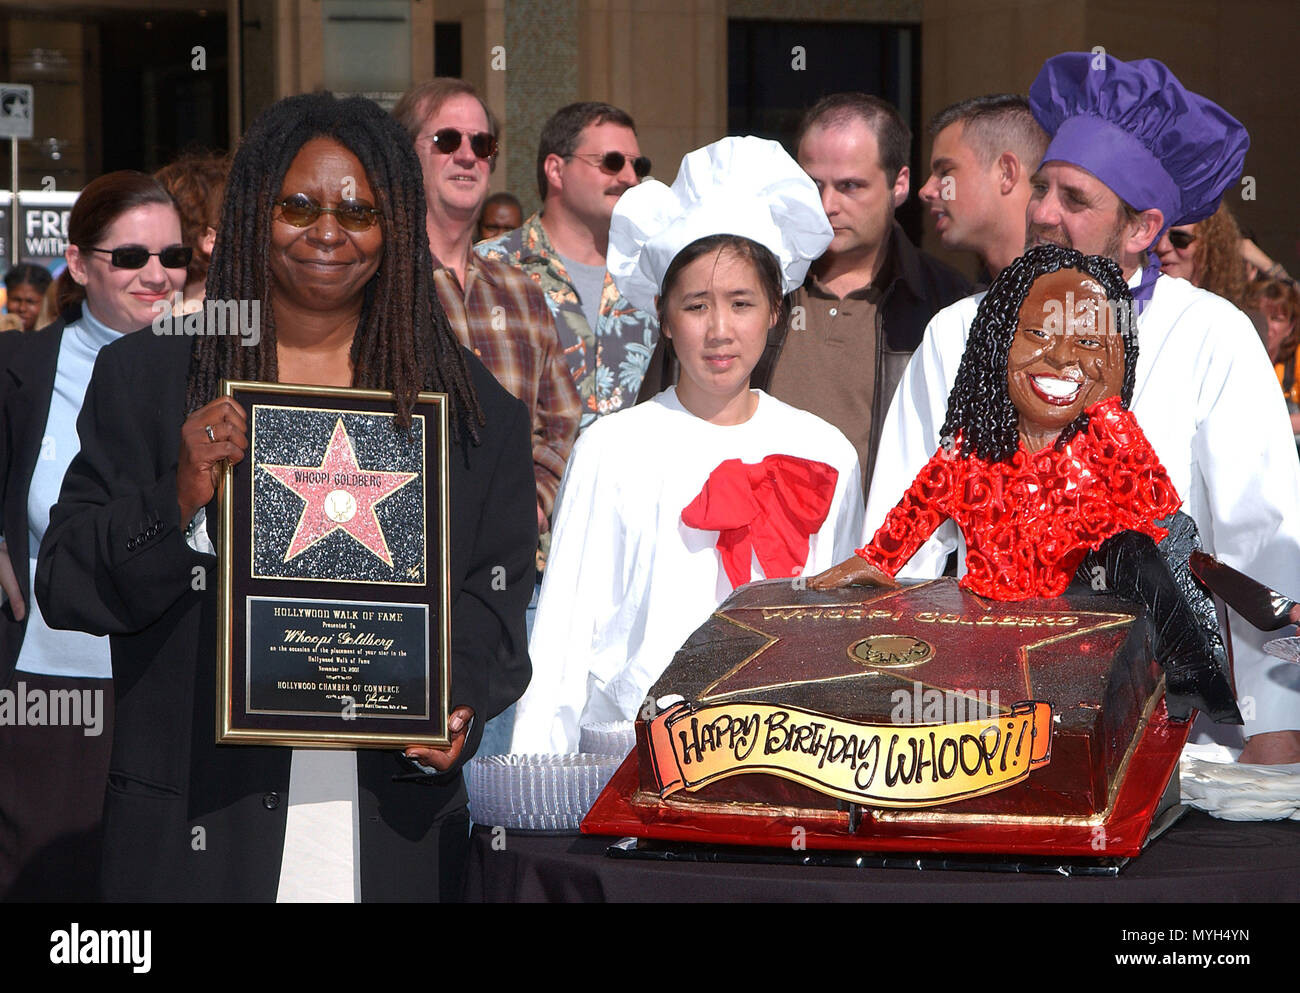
[
  {"xmin": 394, "ymin": 78, "xmax": 580, "ymax": 755},
  {"xmin": 867, "ymin": 52, "xmax": 1300, "ymax": 766},
  {"xmin": 479, "ymin": 102, "xmax": 658, "ymax": 430}
]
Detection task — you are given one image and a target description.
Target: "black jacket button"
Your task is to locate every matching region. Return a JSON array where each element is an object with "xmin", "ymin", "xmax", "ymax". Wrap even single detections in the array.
[{"xmin": 262, "ymin": 792, "xmax": 280, "ymax": 810}]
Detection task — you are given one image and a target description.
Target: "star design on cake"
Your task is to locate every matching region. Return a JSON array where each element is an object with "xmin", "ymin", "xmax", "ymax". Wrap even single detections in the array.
[
  {"xmin": 700, "ymin": 583, "xmax": 1133, "ymax": 705},
  {"xmin": 259, "ymin": 417, "xmax": 418, "ymax": 567}
]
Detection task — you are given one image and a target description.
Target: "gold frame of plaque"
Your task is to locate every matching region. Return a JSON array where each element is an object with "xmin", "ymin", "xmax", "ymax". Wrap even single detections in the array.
[{"xmin": 216, "ymin": 380, "xmax": 452, "ymax": 749}]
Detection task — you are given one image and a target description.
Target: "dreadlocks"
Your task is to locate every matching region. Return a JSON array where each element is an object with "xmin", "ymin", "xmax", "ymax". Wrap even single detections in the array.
[
  {"xmin": 940, "ymin": 244, "xmax": 1137, "ymax": 463},
  {"xmin": 186, "ymin": 92, "xmax": 483, "ymax": 441}
]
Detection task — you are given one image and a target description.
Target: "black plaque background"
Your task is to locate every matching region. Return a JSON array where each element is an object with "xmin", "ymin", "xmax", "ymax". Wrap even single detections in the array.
[
  {"xmin": 222, "ymin": 384, "xmax": 448, "ymax": 745},
  {"xmin": 245, "ymin": 596, "xmax": 429, "ymax": 718}
]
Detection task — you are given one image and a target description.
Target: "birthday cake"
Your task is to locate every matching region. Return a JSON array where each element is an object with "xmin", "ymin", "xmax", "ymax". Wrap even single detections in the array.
[
  {"xmin": 582, "ymin": 246, "xmax": 1232, "ymax": 858},
  {"xmin": 582, "ymin": 577, "xmax": 1190, "ymax": 857}
]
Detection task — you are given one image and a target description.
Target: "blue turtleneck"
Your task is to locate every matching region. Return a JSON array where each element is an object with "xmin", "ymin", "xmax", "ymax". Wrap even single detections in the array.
[{"xmin": 16, "ymin": 305, "xmax": 122, "ymax": 678}]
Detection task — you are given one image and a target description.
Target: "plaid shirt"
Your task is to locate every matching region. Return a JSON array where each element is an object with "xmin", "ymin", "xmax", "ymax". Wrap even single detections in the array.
[{"xmin": 431, "ymin": 250, "xmax": 581, "ymax": 517}]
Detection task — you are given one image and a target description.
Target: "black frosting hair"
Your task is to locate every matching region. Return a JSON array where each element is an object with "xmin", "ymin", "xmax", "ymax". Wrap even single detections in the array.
[
  {"xmin": 939, "ymin": 244, "xmax": 1138, "ymax": 463},
  {"xmin": 186, "ymin": 91, "xmax": 482, "ymax": 441}
]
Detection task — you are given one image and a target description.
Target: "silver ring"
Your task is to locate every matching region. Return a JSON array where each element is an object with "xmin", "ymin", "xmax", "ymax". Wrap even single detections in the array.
[{"xmin": 204, "ymin": 424, "xmax": 216, "ymax": 443}]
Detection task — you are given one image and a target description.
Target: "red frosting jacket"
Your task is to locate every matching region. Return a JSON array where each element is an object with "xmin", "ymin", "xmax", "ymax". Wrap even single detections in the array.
[{"xmin": 859, "ymin": 397, "xmax": 1181, "ymax": 600}]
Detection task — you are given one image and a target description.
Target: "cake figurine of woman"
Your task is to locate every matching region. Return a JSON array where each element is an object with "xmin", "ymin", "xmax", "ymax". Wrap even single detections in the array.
[
  {"xmin": 813, "ymin": 244, "xmax": 1241, "ymax": 725},
  {"xmin": 510, "ymin": 136, "xmax": 864, "ymax": 755}
]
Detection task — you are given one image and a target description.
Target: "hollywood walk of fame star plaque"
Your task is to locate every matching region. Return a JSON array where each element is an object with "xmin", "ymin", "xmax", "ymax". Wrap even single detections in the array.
[{"xmin": 216, "ymin": 381, "xmax": 451, "ymax": 749}]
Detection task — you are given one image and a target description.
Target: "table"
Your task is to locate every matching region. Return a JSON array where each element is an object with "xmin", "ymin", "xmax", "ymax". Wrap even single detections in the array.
[{"xmin": 463, "ymin": 811, "xmax": 1300, "ymax": 902}]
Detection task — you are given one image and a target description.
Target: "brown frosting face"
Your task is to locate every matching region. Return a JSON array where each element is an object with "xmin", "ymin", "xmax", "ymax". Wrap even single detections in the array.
[{"xmin": 1006, "ymin": 268, "xmax": 1125, "ymax": 452}]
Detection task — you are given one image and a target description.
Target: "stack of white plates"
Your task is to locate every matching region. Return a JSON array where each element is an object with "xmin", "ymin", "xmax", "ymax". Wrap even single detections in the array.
[
  {"xmin": 579, "ymin": 721, "xmax": 637, "ymax": 758},
  {"xmin": 467, "ymin": 743, "xmax": 628, "ymax": 833}
]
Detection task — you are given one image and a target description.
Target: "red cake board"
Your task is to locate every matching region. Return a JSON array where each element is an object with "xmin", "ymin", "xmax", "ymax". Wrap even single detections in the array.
[{"xmin": 582, "ymin": 698, "xmax": 1191, "ymax": 859}]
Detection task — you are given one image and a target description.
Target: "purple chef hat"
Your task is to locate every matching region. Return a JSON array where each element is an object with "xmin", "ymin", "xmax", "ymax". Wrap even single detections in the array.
[
  {"xmin": 1029, "ymin": 52, "xmax": 1249, "ymax": 304},
  {"xmin": 1030, "ymin": 52, "xmax": 1249, "ymax": 227}
]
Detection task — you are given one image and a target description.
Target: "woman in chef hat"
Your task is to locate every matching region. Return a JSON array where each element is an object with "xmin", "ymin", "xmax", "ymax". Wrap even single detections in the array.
[{"xmin": 510, "ymin": 136, "xmax": 864, "ymax": 755}]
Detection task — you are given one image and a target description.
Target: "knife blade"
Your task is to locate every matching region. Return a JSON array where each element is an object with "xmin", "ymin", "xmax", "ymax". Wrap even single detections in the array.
[{"xmin": 1188, "ymin": 550, "xmax": 1299, "ymax": 632}]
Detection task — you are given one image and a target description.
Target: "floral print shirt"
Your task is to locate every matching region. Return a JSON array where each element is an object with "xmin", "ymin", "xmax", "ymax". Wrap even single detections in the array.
[{"xmin": 477, "ymin": 212, "xmax": 658, "ymax": 430}]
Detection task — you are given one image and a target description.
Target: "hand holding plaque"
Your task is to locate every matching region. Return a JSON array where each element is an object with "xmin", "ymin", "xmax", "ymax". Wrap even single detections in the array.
[
  {"xmin": 404, "ymin": 705, "xmax": 474, "ymax": 771},
  {"xmin": 180, "ymin": 397, "xmax": 248, "ymax": 523}
]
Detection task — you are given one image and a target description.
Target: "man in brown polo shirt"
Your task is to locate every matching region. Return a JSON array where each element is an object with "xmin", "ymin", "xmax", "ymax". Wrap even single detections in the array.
[{"xmin": 767, "ymin": 94, "xmax": 971, "ymax": 490}]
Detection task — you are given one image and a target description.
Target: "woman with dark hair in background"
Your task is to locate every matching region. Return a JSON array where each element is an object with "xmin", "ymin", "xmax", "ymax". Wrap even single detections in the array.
[
  {"xmin": 36, "ymin": 92, "xmax": 534, "ymax": 902},
  {"xmin": 0, "ymin": 171, "xmax": 188, "ymax": 900},
  {"xmin": 3, "ymin": 263, "xmax": 54, "ymax": 332},
  {"xmin": 511, "ymin": 137, "xmax": 863, "ymax": 755},
  {"xmin": 154, "ymin": 149, "xmax": 231, "ymax": 310},
  {"xmin": 1155, "ymin": 201, "xmax": 1252, "ymax": 310}
]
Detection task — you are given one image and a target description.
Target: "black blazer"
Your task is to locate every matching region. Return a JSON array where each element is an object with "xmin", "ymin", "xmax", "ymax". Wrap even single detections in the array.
[
  {"xmin": 35, "ymin": 326, "xmax": 536, "ymax": 901},
  {"xmin": 0, "ymin": 315, "xmax": 76, "ymax": 686}
]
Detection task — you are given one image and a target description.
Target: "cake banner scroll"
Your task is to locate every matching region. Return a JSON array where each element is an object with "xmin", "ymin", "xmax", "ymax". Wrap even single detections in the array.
[{"xmin": 647, "ymin": 700, "xmax": 1053, "ymax": 808}]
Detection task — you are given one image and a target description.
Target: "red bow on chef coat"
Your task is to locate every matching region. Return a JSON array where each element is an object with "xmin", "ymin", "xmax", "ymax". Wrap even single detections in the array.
[{"xmin": 681, "ymin": 454, "xmax": 839, "ymax": 589}]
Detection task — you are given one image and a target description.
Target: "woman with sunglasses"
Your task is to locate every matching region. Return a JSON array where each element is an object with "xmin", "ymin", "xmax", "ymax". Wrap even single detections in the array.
[
  {"xmin": 1154, "ymin": 202, "xmax": 1252, "ymax": 310},
  {"xmin": 510, "ymin": 137, "xmax": 864, "ymax": 755},
  {"xmin": 36, "ymin": 93, "xmax": 534, "ymax": 902},
  {"xmin": 0, "ymin": 170, "xmax": 188, "ymax": 900}
]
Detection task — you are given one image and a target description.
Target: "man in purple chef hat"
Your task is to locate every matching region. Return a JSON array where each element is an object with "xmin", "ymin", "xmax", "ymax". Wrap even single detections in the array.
[{"xmin": 866, "ymin": 51, "xmax": 1300, "ymax": 764}]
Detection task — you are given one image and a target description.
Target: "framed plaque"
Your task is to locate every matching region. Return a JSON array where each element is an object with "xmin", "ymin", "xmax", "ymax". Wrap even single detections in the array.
[{"xmin": 216, "ymin": 381, "xmax": 451, "ymax": 748}]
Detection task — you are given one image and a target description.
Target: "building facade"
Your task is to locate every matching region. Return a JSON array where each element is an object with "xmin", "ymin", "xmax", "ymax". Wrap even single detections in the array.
[{"xmin": 0, "ymin": 0, "xmax": 1293, "ymax": 278}]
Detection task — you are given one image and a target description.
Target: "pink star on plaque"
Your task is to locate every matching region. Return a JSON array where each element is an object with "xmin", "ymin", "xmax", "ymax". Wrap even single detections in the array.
[{"xmin": 260, "ymin": 418, "xmax": 418, "ymax": 567}]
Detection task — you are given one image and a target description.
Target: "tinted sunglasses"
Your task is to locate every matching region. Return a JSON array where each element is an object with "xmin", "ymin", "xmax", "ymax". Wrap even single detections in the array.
[
  {"xmin": 87, "ymin": 244, "xmax": 192, "ymax": 269},
  {"xmin": 568, "ymin": 150, "xmax": 652, "ymax": 179},
  {"xmin": 275, "ymin": 193, "xmax": 381, "ymax": 231},
  {"xmin": 426, "ymin": 128, "xmax": 498, "ymax": 159},
  {"xmin": 1167, "ymin": 229, "xmax": 1198, "ymax": 250}
]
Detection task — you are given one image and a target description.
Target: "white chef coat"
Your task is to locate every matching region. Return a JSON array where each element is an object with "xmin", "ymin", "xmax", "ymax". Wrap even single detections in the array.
[
  {"xmin": 512, "ymin": 387, "xmax": 864, "ymax": 754},
  {"xmin": 864, "ymin": 270, "xmax": 1300, "ymax": 737}
]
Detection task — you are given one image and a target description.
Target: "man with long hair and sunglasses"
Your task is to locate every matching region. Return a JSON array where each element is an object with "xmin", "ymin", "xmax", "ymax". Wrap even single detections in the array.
[
  {"xmin": 394, "ymin": 79, "xmax": 580, "ymax": 754},
  {"xmin": 479, "ymin": 102, "xmax": 658, "ymax": 430}
]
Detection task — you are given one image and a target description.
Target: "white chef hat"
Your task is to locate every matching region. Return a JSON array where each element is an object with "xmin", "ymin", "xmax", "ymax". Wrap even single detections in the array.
[{"xmin": 607, "ymin": 135, "xmax": 833, "ymax": 315}]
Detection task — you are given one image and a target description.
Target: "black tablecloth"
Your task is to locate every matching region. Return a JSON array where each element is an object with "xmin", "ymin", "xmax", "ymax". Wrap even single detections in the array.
[{"xmin": 464, "ymin": 811, "xmax": 1300, "ymax": 902}]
